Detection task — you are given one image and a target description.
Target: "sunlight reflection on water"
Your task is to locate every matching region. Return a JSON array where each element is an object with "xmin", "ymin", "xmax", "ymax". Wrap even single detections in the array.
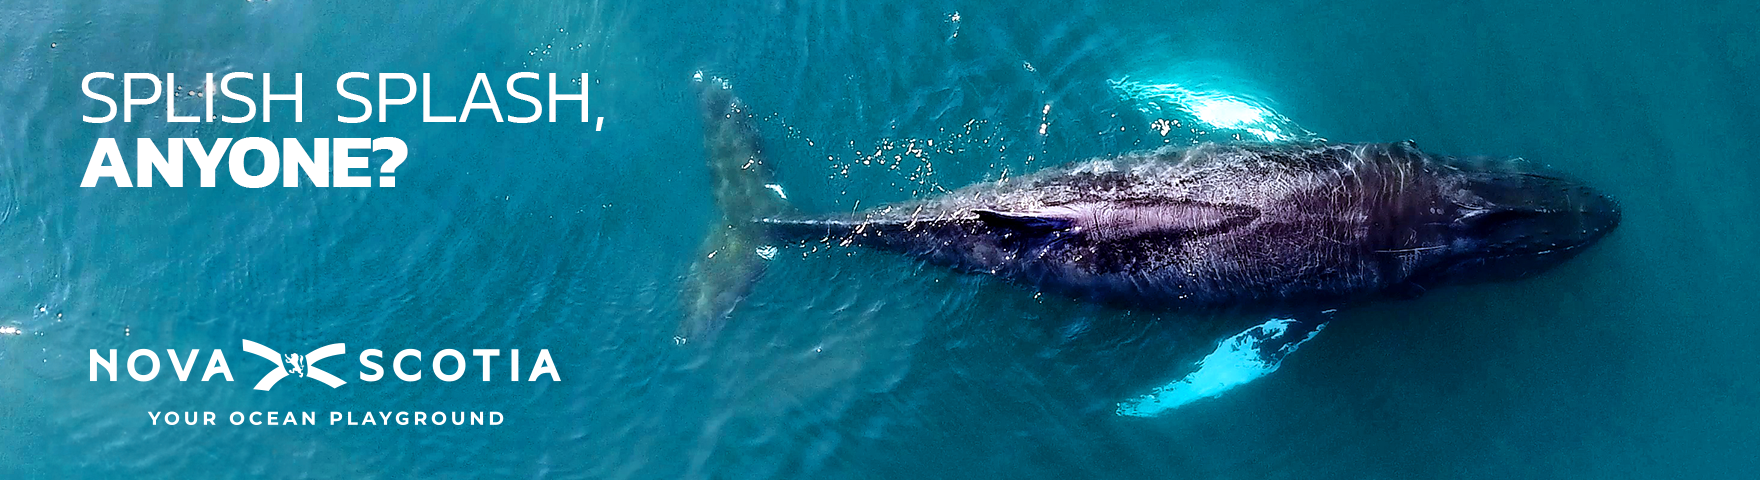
[{"xmin": 1109, "ymin": 76, "xmax": 1318, "ymax": 143}]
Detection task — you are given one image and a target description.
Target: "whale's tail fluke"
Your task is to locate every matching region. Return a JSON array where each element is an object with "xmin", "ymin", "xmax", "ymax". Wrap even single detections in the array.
[{"xmin": 676, "ymin": 75, "xmax": 792, "ymax": 344}]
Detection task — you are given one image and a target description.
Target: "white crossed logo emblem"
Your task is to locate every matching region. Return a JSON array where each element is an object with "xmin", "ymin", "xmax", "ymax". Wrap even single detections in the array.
[{"xmin": 241, "ymin": 340, "xmax": 347, "ymax": 391}]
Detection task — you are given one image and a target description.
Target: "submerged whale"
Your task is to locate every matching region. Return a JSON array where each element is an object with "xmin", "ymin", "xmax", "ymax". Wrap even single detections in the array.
[{"xmin": 680, "ymin": 78, "xmax": 1621, "ymax": 415}]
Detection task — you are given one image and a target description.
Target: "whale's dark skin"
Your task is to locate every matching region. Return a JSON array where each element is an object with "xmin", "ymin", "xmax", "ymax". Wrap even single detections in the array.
[
  {"xmin": 760, "ymin": 141, "xmax": 1621, "ymax": 313},
  {"xmin": 681, "ymin": 80, "xmax": 1621, "ymax": 334},
  {"xmin": 678, "ymin": 78, "xmax": 1622, "ymax": 414}
]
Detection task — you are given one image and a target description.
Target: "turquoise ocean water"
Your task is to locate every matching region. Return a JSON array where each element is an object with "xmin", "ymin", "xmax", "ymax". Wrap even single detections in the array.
[{"xmin": 1, "ymin": 0, "xmax": 1756, "ymax": 478}]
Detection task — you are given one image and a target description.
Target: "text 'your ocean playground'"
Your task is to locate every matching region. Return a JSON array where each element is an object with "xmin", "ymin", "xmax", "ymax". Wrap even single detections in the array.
[{"xmin": 76, "ymin": 72, "xmax": 604, "ymax": 188}]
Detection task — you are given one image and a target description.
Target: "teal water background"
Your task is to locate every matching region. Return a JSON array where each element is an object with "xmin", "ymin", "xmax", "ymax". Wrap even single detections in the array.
[{"xmin": 1, "ymin": 0, "xmax": 1757, "ymax": 478}]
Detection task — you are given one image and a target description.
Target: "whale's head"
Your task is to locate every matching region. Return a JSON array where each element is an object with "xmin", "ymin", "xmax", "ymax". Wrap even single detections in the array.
[{"xmin": 1428, "ymin": 166, "xmax": 1621, "ymax": 284}]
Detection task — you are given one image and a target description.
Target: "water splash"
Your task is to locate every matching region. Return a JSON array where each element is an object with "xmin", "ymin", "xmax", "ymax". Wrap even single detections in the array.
[
  {"xmin": 1116, "ymin": 318, "xmax": 1325, "ymax": 417},
  {"xmin": 1109, "ymin": 77, "xmax": 1318, "ymax": 143}
]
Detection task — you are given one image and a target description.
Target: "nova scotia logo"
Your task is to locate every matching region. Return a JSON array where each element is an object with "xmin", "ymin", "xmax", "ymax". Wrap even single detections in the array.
[
  {"xmin": 90, "ymin": 341, "xmax": 560, "ymax": 386},
  {"xmin": 86, "ymin": 340, "xmax": 543, "ymax": 428},
  {"xmin": 242, "ymin": 340, "xmax": 346, "ymax": 390}
]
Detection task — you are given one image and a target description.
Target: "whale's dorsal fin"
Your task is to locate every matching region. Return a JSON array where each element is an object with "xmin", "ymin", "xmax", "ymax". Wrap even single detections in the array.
[{"xmin": 972, "ymin": 209, "xmax": 1074, "ymax": 234}]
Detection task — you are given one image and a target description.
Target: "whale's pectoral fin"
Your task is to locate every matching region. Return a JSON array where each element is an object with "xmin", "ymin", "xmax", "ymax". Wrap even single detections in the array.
[
  {"xmin": 1116, "ymin": 312, "xmax": 1333, "ymax": 417},
  {"xmin": 677, "ymin": 74, "xmax": 793, "ymax": 345},
  {"xmin": 972, "ymin": 209, "xmax": 1074, "ymax": 234}
]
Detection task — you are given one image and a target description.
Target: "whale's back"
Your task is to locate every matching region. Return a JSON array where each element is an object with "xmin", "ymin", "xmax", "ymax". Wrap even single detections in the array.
[{"xmin": 770, "ymin": 143, "xmax": 1466, "ymax": 310}]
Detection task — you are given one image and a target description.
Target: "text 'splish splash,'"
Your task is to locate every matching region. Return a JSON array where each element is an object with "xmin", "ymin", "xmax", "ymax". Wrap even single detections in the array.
[{"xmin": 78, "ymin": 72, "xmax": 606, "ymax": 188}]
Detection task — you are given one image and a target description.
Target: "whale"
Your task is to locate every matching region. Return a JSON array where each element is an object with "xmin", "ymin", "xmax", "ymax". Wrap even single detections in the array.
[{"xmin": 679, "ymin": 77, "xmax": 1621, "ymax": 416}]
